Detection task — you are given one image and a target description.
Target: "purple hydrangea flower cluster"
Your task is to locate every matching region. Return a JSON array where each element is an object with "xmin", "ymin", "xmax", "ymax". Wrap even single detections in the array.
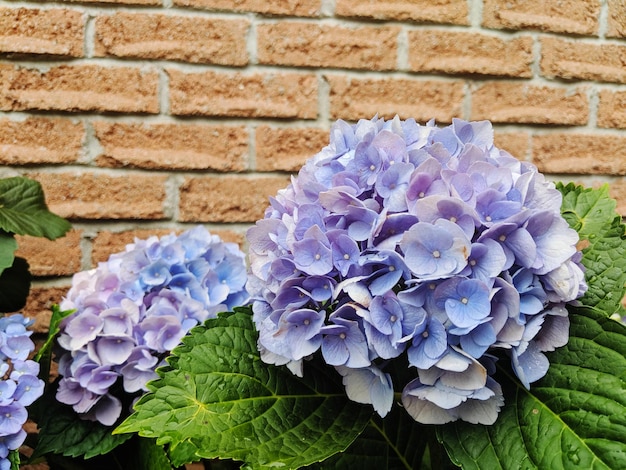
[
  {"xmin": 56, "ymin": 226, "xmax": 249, "ymax": 426},
  {"xmin": 246, "ymin": 117, "xmax": 587, "ymax": 425},
  {"xmin": 0, "ymin": 314, "xmax": 45, "ymax": 470}
]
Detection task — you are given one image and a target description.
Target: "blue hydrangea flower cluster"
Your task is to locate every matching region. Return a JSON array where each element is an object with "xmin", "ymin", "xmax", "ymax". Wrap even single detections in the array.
[
  {"xmin": 246, "ymin": 117, "xmax": 587, "ymax": 425},
  {"xmin": 0, "ymin": 314, "xmax": 44, "ymax": 470},
  {"xmin": 56, "ymin": 226, "xmax": 249, "ymax": 425}
]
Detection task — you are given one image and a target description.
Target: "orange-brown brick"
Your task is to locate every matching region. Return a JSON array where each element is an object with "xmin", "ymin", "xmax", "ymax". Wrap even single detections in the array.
[
  {"xmin": 168, "ymin": 70, "xmax": 318, "ymax": 119},
  {"xmin": 598, "ymin": 90, "xmax": 626, "ymax": 129},
  {"xmin": 94, "ymin": 13, "xmax": 249, "ymax": 65},
  {"xmin": 15, "ymin": 229, "xmax": 82, "ymax": 277},
  {"xmin": 179, "ymin": 175, "xmax": 290, "ymax": 223},
  {"xmin": 63, "ymin": 0, "xmax": 158, "ymax": 4},
  {"xmin": 0, "ymin": 7, "xmax": 84, "ymax": 57},
  {"xmin": 408, "ymin": 30, "xmax": 532, "ymax": 77},
  {"xmin": 29, "ymin": 172, "xmax": 168, "ymax": 220},
  {"xmin": 541, "ymin": 37, "xmax": 626, "ymax": 83},
  {"xmin": 607, "ymin": 178, "xmax": 626, "ymax": 216},
  {"xmin": 0, "ymin": 64, "xmax": 159, "ymax": 113},
  {"xmin": 94, "ymin": 122, "xmax": 249, "ymax": 171},
  {"xmin": 335, "ymin": 0, "xmax": 469, "ymax": 25},
  {"xmin": 327, "ymin": 76, "xmax": 464, "ymax": 123},
  {"xmin": 607, "ymin": 0, "xmax": 626, "ymax": 38},
  {"xmin": 23, "ymin": 285, "xmax": 72, "ymax": 333},
  {"xmin": 172, "ymin": 0, "xmax": 321, "ymax": 16},
  {"xmin": 92, "ymin": 228, "xmax": 245, "ymax": 265},
  {"xmin": 258, "ymin": 23, "xmax": 399, "ymax": 71},
  {"xmin": 0, "ymin": 117, "xmax": 83, "ymax": 164},
  {"xmin": 482, "ymin": 0, "xmax": 600, "ymax": 35},
  {"xmin": 493, "ymin": 131, "xmax": 530, "ymax": 160},
  {"xmin": 471, "ymin": 82, "xmax": 589, "ymax": 125},
  {"xmin": 255, "ymin": 126, "xmax": 329, "ymax": 172},
  {"xmin": 532, "ymin": 133, "xmax": 626, "ymax": 175}
]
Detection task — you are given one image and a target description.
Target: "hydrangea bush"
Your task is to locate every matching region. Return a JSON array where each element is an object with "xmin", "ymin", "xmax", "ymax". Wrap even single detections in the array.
[
  {"xmin": 246, "ymin": 117, "xmax": 587, "ymax": 424},
  {"xmin": 55, "ymin": 226, "xmax": 249, "ymax": 425},
  {"xmin": 0, "ymin": 314, "xmax": 45, "ymax": 470}
]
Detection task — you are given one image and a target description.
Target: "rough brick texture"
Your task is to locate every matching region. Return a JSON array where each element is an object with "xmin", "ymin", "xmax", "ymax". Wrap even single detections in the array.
[
  {"xmin": 94, "ymin": 13, "xmax": 249, "ymax": 65},
  {"xmin": 471, "ymin": 82, "xmax": 589, "ymax": 125},
  {"xmin": 172, "ymin": 0, "xmax": 321, "ymax": 16},
  {"xmin": 94, "ymin": 122, "xmax": 249, "ymax": 171},
  {"xmin": 597, "ymin": 90, "xmax": 626, "ymax": 129},
  {"xmin": 255, "ymin": 126, "xmax": 329, "ymax": 172},
  {"xmin": 607, "ymin": 0, "xmax": 626, "ymax": 38},
  {"xmin": 408, "ymin": 31, "xmax": 533, "ymax": 77},
  {"xmin": 532, "ymin": 134, "xmax": 626, "ymax": 175},
  {"xmin": 30, "ymin": 172, "xmax": 168, "ymax": 220},
  {"xmin": 327, "ymin": 76, "xmax": 464, "ymax": 122},
  {"xmin": 335, "ymin": 0, "xmax": 469, "ymax": 25},
  {"xmin": 15, "ymin": 230, "xmax": 82, "ymax": 277},
  {"xmin": 179, "ymin": 175, "xmax": 291, "ymax": 223},
  {"xmin": 541, "ymin": 37, "xmax": 626, "ymax": 83},
  {"xmin": 0, "ymin": 64, "xmax": 159, "ymax": 113},
  {"xmin": 482, "ymin": 0, "xmax": 600, "ymax": 35},
  {"xmin": 23, "ymin": 286, "xmax": 71, "ymax": 333},
  {"xmin": 258, "ymin": 23, "xmax": 400, "ymax": 70},
  {"xmin": 0, "ymin": 117, "xmax": 83, "ymax": 164},
  {"xmin": 0, "ymin": 7, "xmax": 84, "ymax": 57},
  {"xmin": 168, "ymin": 70, "xmax": 318, "ymax": 118}
]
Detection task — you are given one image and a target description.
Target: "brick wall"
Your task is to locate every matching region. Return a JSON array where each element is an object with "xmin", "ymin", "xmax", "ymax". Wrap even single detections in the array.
[{"xmin": 1, "ymin": 0, "xmax": 625, "ymax": 330}]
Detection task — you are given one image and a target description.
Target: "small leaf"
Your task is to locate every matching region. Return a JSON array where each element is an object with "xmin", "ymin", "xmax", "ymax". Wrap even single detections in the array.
[
  {"xmin": 439, "ymin": 307, "xmax": 626, "ymax": 470},
  {"xmin": 32, "ymin": 383, "xmax": 132, "ymax": 460},
  {"xmin": 0, "ymin": 232, "xmax": 17, "ymax": 273},
  {"xmin": 0, "ymin": 176, "xmax": 71, "ymax": 240},
  {"xmin": 557, "ymin": 183, "xmax": 626, "ymax": 316},
  {"xmin": 35, "ymin": 305, "xmax": 75, "ymax": 383},
  {"xmin": 0, "ymin": 256, "xmax": 31, "ymax": 313},
  {"xmin": 117, "ymin": 308, "xmax": 372, "ymax": 469}
]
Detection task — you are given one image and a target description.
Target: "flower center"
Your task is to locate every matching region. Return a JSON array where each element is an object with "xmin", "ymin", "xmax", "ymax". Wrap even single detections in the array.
[
  {"xmin": 485, "ymin": 215, "xmax": 492, "ymax": 222},
  {"xmin": 315, "ymin": 253, "xmax": 321, "ymax": 260},
  {"xmin": 339, "ymin": 332, "xmax": 347, "ymax": 339},
  {"xmin": 450, "ymin": 216, "xmax": 457, "ymax": 223},
  {"xmin": 303, "ymin": 319, "xmax": 310, "ymax": 326},
  {"xmin": 461, "ymin": 297, "xmax": 469, "ymax": 304},
  {"xmin": 343, "ymin": 253, "xmax": 350, "ymax": 260},
  {"xmin": 390, "ymin": 315, "xmax": 397, "ymax": 322},
  {"xmin": 470, "ymin": 259, "xmax": 477, "ymax": 266},
  {"xmin": 369, "ymin": 164, "xmax": 376, "ymax": 171},
  {"xmin": 422, "ymin": 331, "xmax": 429, "ymax": 338},
  {"xmin": 432, "ymin": 250, "xmax": 441, "ymax": 258},
  {"xmin": 418, "ymin": 191, "xmax": 425, "ymax": 198},
  {"xmin": 499, "ymin": 234, "xmax": 507, "ymax": 242}
]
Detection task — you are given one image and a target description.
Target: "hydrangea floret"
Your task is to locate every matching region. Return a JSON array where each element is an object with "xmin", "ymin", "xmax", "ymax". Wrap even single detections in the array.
[
  {"xmin": 246, "ymin": 116, "xmax": 587, "ymax": 424},
  {"xmin": 56, "ymin": 226, "xmax": 249, "ymax": 425},
  {"xmin": 0, "ymin": 314, "xmax": 45, "ymax": 470}
]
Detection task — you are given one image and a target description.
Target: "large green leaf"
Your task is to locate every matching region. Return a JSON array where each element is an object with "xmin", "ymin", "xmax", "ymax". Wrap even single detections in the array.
[
  {"xmin": 0, "ymin": 176, "xmax": 71, "ymax": 239},
  {"xmin": 116, "ymin": 308, "xmax": 372, "ymax": 469},
  {"xmin": 558, "ymin": 183, "xmax": 626, "ymax": 315},
  {"xmin": 439, "ymin": 307, "xmax": 626, "ymax": 469}
]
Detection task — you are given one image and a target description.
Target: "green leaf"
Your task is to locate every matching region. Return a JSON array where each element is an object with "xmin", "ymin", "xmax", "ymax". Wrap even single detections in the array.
[
  {"xmin": 0, "ymin": 176, "xmax": 71, "ymax": 239},
  {"xmin": 0, "ymin": 256, "xmax": 31, "ymax": 313},
  {"xmin": 35, "ymin": 305, "xmax": 75, "ymax": 382},
  {"xmin": 557, "ymin": 183, "xmax": 626, "ymax": 315},
  {"xmin": 117, "ymin": 308, "xmax": 372, "ymax": 469},
  {"xmin": 0, "ymin": 231, "xmax": 17, "ymax": 273},
  {"xmin": 131, "ymin": 438, "xmax": 172, "ymax": 470},
  {"xmin": 32, "ymin": 382, "xmax": 133, "ymax": 460},
  {"xmin": 439, "ymin": 307, "xmax": 626, "ymax": 469}
]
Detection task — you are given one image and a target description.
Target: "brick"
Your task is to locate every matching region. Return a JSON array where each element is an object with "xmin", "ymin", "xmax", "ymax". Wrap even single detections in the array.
[
  {"xmin": 94, "ymin": 122, "xmax": 248, "ymax": 171},
  {"xmin": 408, "ymin": 30, "xmax": 532, "ymax": 77},
  {"xmin": 541, "ymin": 37, "xmax": 626, "ymax": 83},
  {"xmin": 255, "ymin": 126, "xmax": 328, "ymax": 172},
  {"xmin": 0, "ymin": 8, "xmax": 84, "ymax": 57},
  {"xmin": 168, "ymin": 70, "xmax": 318, "ymax": 119},
  {"xmin": 336, "ymin": 0, "xmax": 469, "ymax": 25},
  {"xmin": 92, "ymin": 228, "xmax": 245, "ymax": 265},
  {"xmin": 62, "ymin": 0, "xmax": 159, "ymax": 4},
  {"xmin": 172, "ymin": 0, "xmax": 321, "ymax": 16},
  {"xmin": 0, "ymin": 117, "xmax": 83, "ymax": 164},
  {"xmin": 258, "ymin": 23, "xmax": 399, "ymax": 71},
  {"xmin": 483, "ymin": 0, "xmax": 600, "ymax": 35},
  {"xmin": 22, "ymin": 285, "xmax": 72, "ymax": 334},
  {"xmin": 532, "ymin": 133, "xmax": 626, "ymax": 175},
  {"xmin": 608, "ymin": 0, "xmax": 626, "ymax": 38},
  {"xmin": 0, "ymin": 64, "xmax": 159, "ymax": 113},
  {"xmin": 597, "ymin": 90, "xmax": 626, "ymax": 129},
  {"xmin": 327, "ymin": 75, "xmax": 464, "ymax": 123},
  {"xmin": 15, "ymin": 229, "xmax": 82, "ymax": 277},
  {"xmin": 29, "ymin": 172, "xmax": 168, "ymax": 220},
  {"xmin": 471, "ymin": 82, "xmax": 589, "ymax": 125},
  {"xmin": 606, "ymin": 178, "xmax": 626, "ymax": 216},
  {"xmin": 179, "ymin": 175, "xmax": 290, "ymax": 223},
  {"xmin": 493, "ymin": 131, "xmax": 530, "ymax": 160},
  {"xmin": 94, "ymin": 13, "xmax": 248, "ymax": 66}
]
